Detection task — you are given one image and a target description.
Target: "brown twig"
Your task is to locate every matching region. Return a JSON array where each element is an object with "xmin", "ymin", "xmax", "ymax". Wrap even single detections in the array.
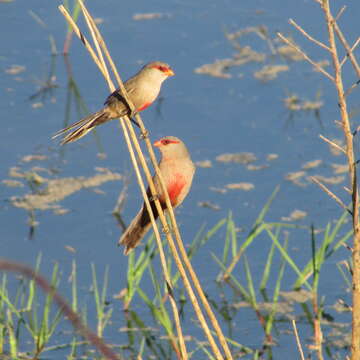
[
  {"xmin": 289, "ymin": 18, "xmax": 331, "ymax": 52},
  {"xmin": 334, "ymin": 23, "xmax": 360, "ymax": 76},
  {"xmin": 0, "ymin": 259, "xmax": 121, "ymax": 360},
  {"xmin": 277, "ymin": 32, "xmax": 335, "ymax": 82},
  {"xmin": 319, "ymin": 134, "xmax": 346, "ymax": 154},
  {"xmin": 310, "ymin": 176, "xmax": 351, "ymax": 214}
]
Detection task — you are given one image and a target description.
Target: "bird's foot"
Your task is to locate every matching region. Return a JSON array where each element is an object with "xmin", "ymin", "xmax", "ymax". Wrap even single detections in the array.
[
  {"xmin": 140, "ymin": 129, "xmax": 149, "ymax": 139},
  {"xmin": 162, "ymin": 225, "xmax": 170, "ymax": 235},
  {"xmin": 149, "ymin": 193, "xmax": 159, "ymax": 202}
]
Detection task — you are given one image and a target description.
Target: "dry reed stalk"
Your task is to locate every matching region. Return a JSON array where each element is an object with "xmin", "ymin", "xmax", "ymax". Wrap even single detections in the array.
[
  {"xmin": 321, "ymin": 3, "xmax": 360, "ymax": 358},
  {"xmin": 312, "ymin": 296, "xmax": 323, "ymax": 360},
  {"xmin": 64, "ymin": 3, "xmax": 186, "ymax": 358},
  {"xmin": 59, "ymin": 3, "xmax": 233, "ymax": 359},
  {"xmin": 310, "ymin": 176, "xmax": 350, "ymax": 214},
  {"xmin": 292, "ymin": 320, "xmax": 305, "ymax": 360},
  {"xmin": 278, "ymin": 0, "xmax": 360, "ymax": 358}
]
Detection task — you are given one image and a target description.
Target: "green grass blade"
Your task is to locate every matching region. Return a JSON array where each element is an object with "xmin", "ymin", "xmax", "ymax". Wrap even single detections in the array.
[
  {"xmin": 243, "ymin": 256, "xmax": 257, "ymax": 307},
  {"xmin": 260, "ymin": 238, "xmax": 276, "ymax": 291},
  {"xmin": 265, "ymin": 236, "xmax": 288, "ymax": 335},
  {"xmin": 212, "ymin": 253, "xmax": 251, "ymax": 302},
  {"xmin": 266, "ymin": 226, "xmax": 312, "ymax": 291}
]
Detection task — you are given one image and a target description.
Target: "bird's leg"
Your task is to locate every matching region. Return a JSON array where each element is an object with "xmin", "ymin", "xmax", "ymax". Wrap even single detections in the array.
[
  {"xmin": 130, "ymin": 117, "xmax": 140, "ymax": 128},
  {"xmin": 149, "ymin": 193, "xmax": 160, "ymax": 202},
  {"xmin": 127, "ymin": 109, "xmax": 140, "ymax": 128}
]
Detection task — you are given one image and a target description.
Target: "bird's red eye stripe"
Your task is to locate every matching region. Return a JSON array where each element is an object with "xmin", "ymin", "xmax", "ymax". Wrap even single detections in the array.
[
  {"xmin": 153, "ymin": 65, "xmax": 170, "ymax": 73},
  {"xmin": 161, "ymin": 139, "xmax": 179, "ymax": 145}
]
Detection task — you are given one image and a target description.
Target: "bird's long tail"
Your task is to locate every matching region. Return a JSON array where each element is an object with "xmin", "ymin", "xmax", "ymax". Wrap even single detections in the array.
[
  {"xmin": 119, "ymin": 203, "xmax": 158, "ymax": 255},
  {"xmin": 52, "ymin": 109, "xmax": 110, "ymax": 144}
]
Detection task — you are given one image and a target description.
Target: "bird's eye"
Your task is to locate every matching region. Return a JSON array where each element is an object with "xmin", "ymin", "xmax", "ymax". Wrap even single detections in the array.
[
  {"xmin": 161, "ymin": 139, "xmax": 171, "ymax": 145},
  {"xmin": 157, "ymin": 65, "xmax": 167, "ymax": 73}
]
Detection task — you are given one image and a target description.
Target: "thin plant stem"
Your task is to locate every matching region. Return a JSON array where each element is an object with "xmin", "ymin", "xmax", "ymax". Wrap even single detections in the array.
[
  {"xmin": 277, "ymin": 32, "xmax": 334, "ymax": 82},
  {"xmin": 292, "ymin": 320, "xmax": 305, "ymax": 360},
  {"xmin": 319, "ymin": 134, "xmax": 346, "ymax": 155},
  {"xmin": 310, "ymin": 176, "xmax": 350, "ymax": 214},
  {"xmin": 289, "ymin": 18, "xmax": 331, "ymax": 51}
]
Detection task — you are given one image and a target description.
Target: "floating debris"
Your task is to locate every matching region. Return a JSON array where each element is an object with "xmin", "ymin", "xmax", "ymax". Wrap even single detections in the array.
[
  {"xmin": 97, "ymin": 152, "xmax": 107, "ymax": 160},
  {"xmin": 285, "ymin": 171, "xmax": 307, "ymax": 187},
  {"xmin": 216, "ymin": 152, "xmax": 256, "ymax": 164},
  {"xmin": 281, "ymin": 209, "xmax": 307, "ymax": 222},
  {"xmin": 277, "ymin": 44, "xmax": 305, "ymax": 61},
  {"xmin": 209, "ymin": 186, "xmax": 227, "ymax": 194},
  {"xmin": 21, "ymin": 154, "xmax": 48, "ymax": 163},
  {"xmin": 2, "ymin": 179, "xmax": 24, "ymax": 188},
  {"xmin": 65, "ymin": 245, "xmax": 76, "ymax": 253},
  {"xmin": 232, "ymin": 300, "xmax": 294, "ymax": 315},
  {"xmin": 54, "ymin": 208, "xmax": 70, "ymax": 215},
  {"xmin": 194, "ymin": 46, "xmax": 265, "ymax": 79},
  {"xmin": 254, "ymin": 64, "xmax": 289, "ymax": 82},
  {"xmin": 246, "ymin": 164, "xmax": 268, "ymax": 171},
  {"xmin": 225, "ymin": 183, "xmax": 254, "ymax": 191},
  {"xmin": 10, "ymin": 169, "xmax": 122, "ymax": 212},
  {"xmin": 331, "ymin": 163, "xmax": 348, "ymax": 174},
  {"xmin": 195, "ymin": 160, "xmax": 212, "ymax": 168},
  {"xmin": 198, "ymin": 201, "xmax": 221, "ymax": 211},
  {"xmin": 5, "ymin": 64, "xmax": 25, "ymax": 75},
  {"xmin": 280, "ymin": 289, "xmax": 312, "ymax": 303},
  {"xmin": 225, "ymin": 26, "xmax": 269, "ymax": 41},
  {"xmin": 9, "ymin": 167, "xmax": 24, "ymax": 178},
  {"xmin": 133, "ymin": 12, "xmax": 170, "ymax": 20},
  {"xmin": 283, "ymin": 94, "xmax": 323, "ymax": 112},
  {"xmin": 302, "ymin": 159, "xmax": 322, "ymax": 170},
  {"xmin": 31, "ymin": 102, "xmax": 44, "ymax": 109},
  {"xmin": 267, "ymin": 153, "xmax": 279, "ymax": 161},
  {"xmin": 194, "ymin": 59, "xmax": 234, "ymax": 79}
]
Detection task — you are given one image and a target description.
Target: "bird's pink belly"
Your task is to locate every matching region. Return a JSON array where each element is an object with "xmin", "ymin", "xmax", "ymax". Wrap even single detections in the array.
[{"xmin": 161, "ymin": 177, "xmax": 186, "ymax": 206}]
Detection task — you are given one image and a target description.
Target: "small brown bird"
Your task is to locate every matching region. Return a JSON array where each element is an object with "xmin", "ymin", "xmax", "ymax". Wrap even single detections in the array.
[
  {"xmin": 119, "ymin": 136, "xmax": 195, "ymax": 255},
  {"xmin": 53, "ymin": 61, "xmax": 174, "ymax": 144}
]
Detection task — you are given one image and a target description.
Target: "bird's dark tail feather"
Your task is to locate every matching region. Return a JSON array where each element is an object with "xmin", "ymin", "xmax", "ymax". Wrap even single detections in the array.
[
  {"xmin": 118, "ymin": 209, "xmax": 152, "ymax": 255},
  {"xmin": 52, "ymin": 109, "xmax": 110, "ymax": 145}
]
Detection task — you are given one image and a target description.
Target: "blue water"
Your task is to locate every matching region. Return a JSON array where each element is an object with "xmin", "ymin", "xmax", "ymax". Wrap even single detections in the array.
[{"xmin": 1, "ymin": 0, "xmax": 359, "ymax": 358}]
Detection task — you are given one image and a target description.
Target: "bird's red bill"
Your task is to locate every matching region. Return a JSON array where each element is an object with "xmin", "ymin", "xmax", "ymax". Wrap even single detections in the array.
[{"xmin": 151, "ymin": 65, "xmax": 175, "ymax": 77}]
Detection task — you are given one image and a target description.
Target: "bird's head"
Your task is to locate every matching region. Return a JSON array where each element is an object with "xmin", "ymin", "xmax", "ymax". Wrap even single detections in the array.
[
  {"xmin": 143, "ymin": 61, "xmax": 175, "ymax": 80},
  {"xmin": 154, "ymin": 136, "xmax": 189, "ymax": 159}
]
